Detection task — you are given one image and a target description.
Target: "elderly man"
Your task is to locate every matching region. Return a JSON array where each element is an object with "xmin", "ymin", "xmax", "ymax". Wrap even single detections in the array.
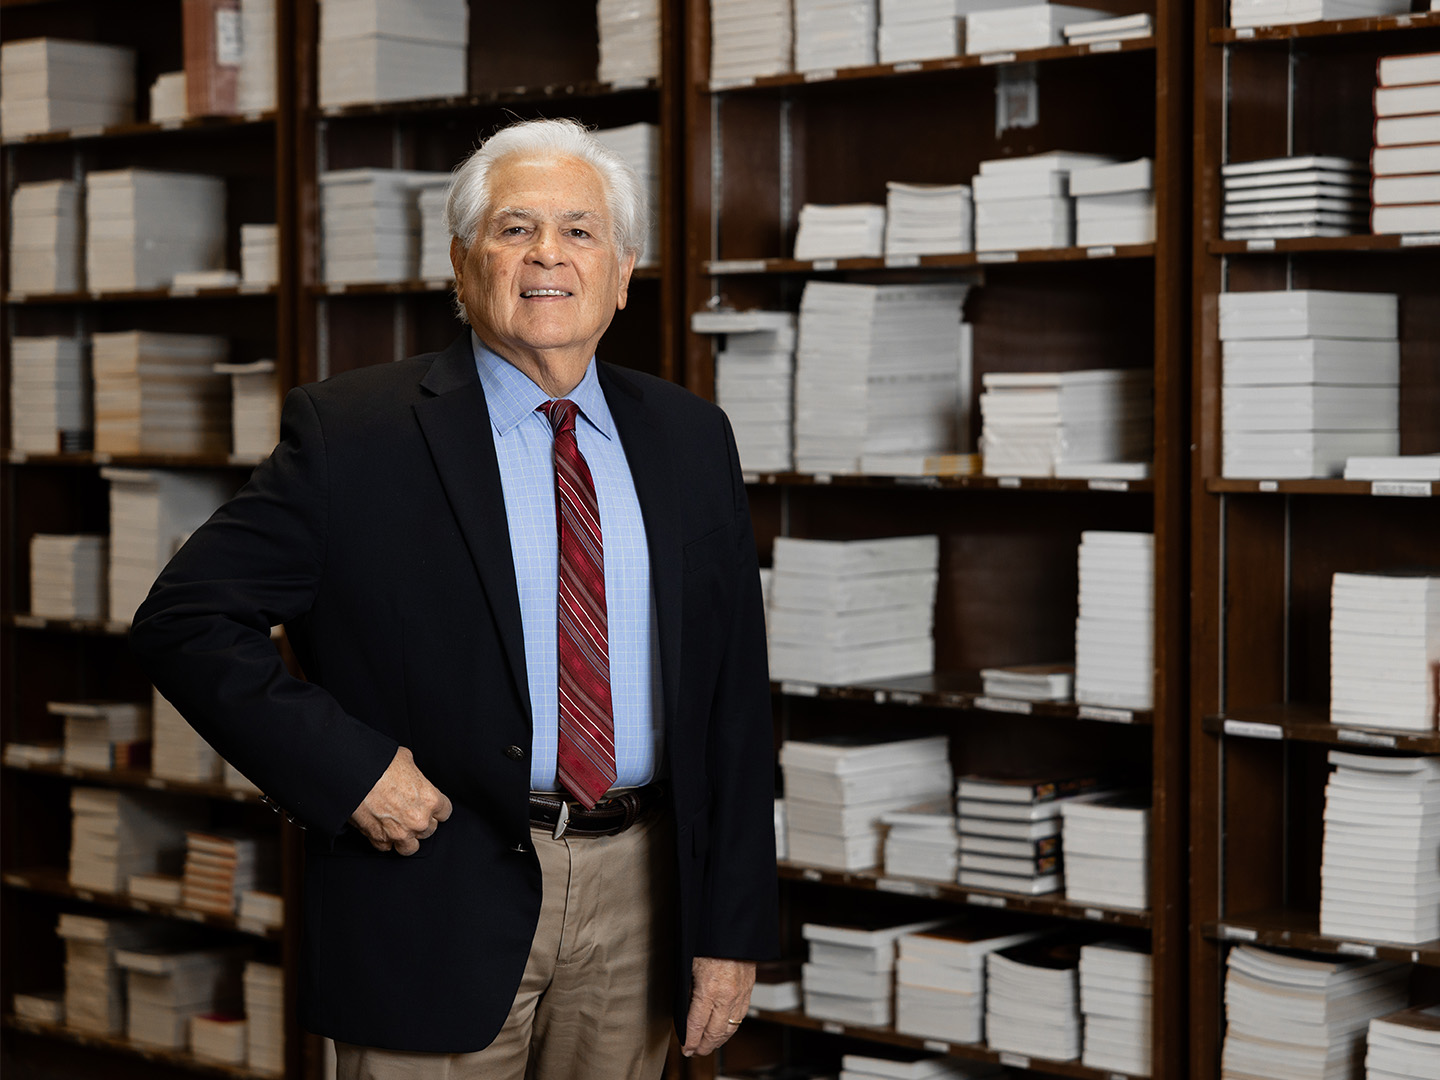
[{"xmin": 129, "ymin": 118, "xmax": 778, "ymax": 1079}]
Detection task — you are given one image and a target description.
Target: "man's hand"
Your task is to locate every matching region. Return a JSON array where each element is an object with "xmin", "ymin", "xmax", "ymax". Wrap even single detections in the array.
[
  {"xmin": 350, "ymin": 746, "xmax": 453, "ymax": 855},
  {"xmin": 682, "ymin": 956, "xmax": 756, "ymax": 1057}
]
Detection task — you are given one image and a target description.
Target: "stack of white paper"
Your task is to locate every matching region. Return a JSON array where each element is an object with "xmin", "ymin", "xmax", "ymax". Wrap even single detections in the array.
[
  {"xmin": 191, "ymin": 1013, "xmax": 248, "ymax": 1064},
  {"xmin": 979, "ymin": 368, "xmax": 1151, "ymax": 478},
  {"xmin": 238, "ymin": 0, "xmax": 277, "ymax": 112},
  {"xmin": 318, "ymin": 0, "xmax": 468, "ymax": 107},
  {"xmin": 149, "ymin": 72, "xmax": 188, "ymax": 122},
  {"xmin": 1221, "ymin": 290, "xmax": 1399, "ymax": 478},
  {"xmin": 794, "ymin": 281, "xmax": 971, "ymax": 473},
  {"xmin": 1061, "ymin": 792, "xmax": 1149, "ymax": 909},
  {"xmin": 972, "ymin": 151, "xmax": 1117, "ymax": 251},
  {"xmin": 780, "ymin": 734, "xmax": 952, "ymax": 870},
  {"xmin": 11, "ymin": 335, "xmax": 89, "ymax": 453},
  {"xmin": 879, "ymin": 0, "xmax": 960, "ymax": 62},
  {"xmin": 57, "ymin": 913, "xmax": 162, "ymax": 1035},
  {"xmin": 1230, "ymin": 0, "xmax": 1410, "ymax": 29},
  {"xmin": 1075, "ymin": 530, "xmax": 1154, "ymax": 709},
  {"xmin": 28, "ymin": 535, "xmax": 106, "ymax": 620},
  {"xmin": 1222, "ymin": 945, "xmax": 1409, "ymax": 1080},
  {"xmin": 320, "ymin": 168, "xmax": 451, "ymax": 283},
  {"xmin": 768, "ymin": 536, "xmax": 940, "ymax": 685},
  {"xmin": 884, "ymin": 182, "xmax": 973, "ymax": 256},
  {"xmin": 841, "ymin": 1050, "xmax": 1000, "ymax": 1079},
  {"xmin": 794, "ymin": 203, "xmax": 887, "ymax": 260},
  {"xmin": 1344, "ymin": 454, "xmax": 1440, "ymax": 481},
  {"xmin": 244, "ymin": 961, "xmax": 285, "ymax": 1075},
  {"xmin": 215, "ymin": 359, "xmax": 280, "ymax": 458},
  {"xmin": 966, "ymin": 4, "xmax": 1109, "ymax": 54},
  {"xmin": 1062, "ymin": 11, "xmax": 1152, "ymax": 43},
  {"xmin": 985, "ymin": 939, "xmax": 1083, "ymax": 1061},
  {"xmin": 240, "ymin": 224, "xmax": 279, "ymax": 286},
  {"xmin": 418, "ymin": 188, "xmax": 451, "ymax": 280},
  {"xmin": 692, "ymin": 310, "xmax": 797, "ymax": 473},
  {"xmin": 710, "ymin": 0, "xmax": 793, "ymax": 83},
  {"xmin": 881, "ymin": 804, "xmax": 959, "ymax": 881},
  {"xmin": 1372, "ymin": 53, "xmax": 1440, "ymax": 236},
  {"xmin": 152, "ymin": 685, "xmax": 224, "ymax": 783},
  {"xmin": 1069, "ymin": 158, "xmax": 1154, "ymax": 246},
  {"xmin": 4, "ymin": 742, "xmax": 64, "ymax": 767},
  {"xmin": 104, "ymin": 467, "xmax": 233, "ymax": 624},
  {"xmin": 1367, "ymin": 1005, "xmax": 1440, "ymax": 1080},
  {"xmin": 69, "ymin": 786, "xmax": 196, "ymax": 894},
  {"xmin": 53, "ymin": 700, "xmax": 150, "ymax": 771},
  {"xmin": 894, "ymin": 924, "xmax": 1041, "ymax": 1044},
  {"xmin": 598, "ymin": 0, "xmax": 660, "ymax": 84},
  {"xmin": 85, "ymin": 169, "xmax": 226, "ymax": 292},
  {"xmin": 955, "ymin": 775, "xmax": 1101, "ymax": 894},
  {"xmin": 91, "ymin": 330, "xmax": 230, "ymax": 455},
  {"xmin": 802, "ymin": 919, "xmax": 946, "ymax": 1026},
  {"xmin": 115, "ymin": 946, "xmax": 242, "ymax": 1048},
  {"xmin": 1221, "ymin": 157, "xmax": 1369, "ymax": 240},
  {"xmin": 10, "ymin": 180, "xmax": 82, "ymax": 294},
  {"xmin": 0, "ymin": 39, "xmax": 135, "ymax": 138},
  {"xmin": 12, "ymin": 991, "xmax": 64, "ymax": 1024},
  {"xmin": 1331, "ymin": 574, "xmax": 1440, "ymax": 734},
  {"xmin": 1080, "ymin": 942, "xmax": 1153, "ymax": 1074},
  {"xmin": 129, "ymin": 873, "xmax": 183, "ymax": 904},
  {"xmin": 794, "ymin": 0, "xmax": 878, "ymax": 72},
  {"xmin": 183, "ymin": 831, "xmax": 275, "ymax": 916},
  {"xmin": 979, "ymin": 663, "xmax": 1073, "ymax": 701},
  {"xmin": 237, "ymin": 889, "xmax": 285, "ymax": 932},
  {"xmin": 1321, "ymin": 751, "xmax": 1440, "ymax": 944},
  {"xmin": 595, "ymin": 122, "xmax": 660, "ymax": 266}
]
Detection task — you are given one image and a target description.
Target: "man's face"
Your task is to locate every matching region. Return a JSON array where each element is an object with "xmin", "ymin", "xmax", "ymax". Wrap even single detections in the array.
[{"xmin": 450, "ymin": 154, "xmax": 635, "ymax": 374}]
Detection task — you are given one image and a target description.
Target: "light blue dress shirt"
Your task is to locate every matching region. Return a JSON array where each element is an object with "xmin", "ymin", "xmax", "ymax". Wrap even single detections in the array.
[{"xmin": 471, "ymin": 333, "xmax": 662, "ymax": 792}]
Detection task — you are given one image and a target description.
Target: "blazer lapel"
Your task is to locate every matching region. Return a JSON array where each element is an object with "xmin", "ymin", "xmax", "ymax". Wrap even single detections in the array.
[{"xmin": 414, "ymin": 334, "xmax": 531, "ymax": 723}]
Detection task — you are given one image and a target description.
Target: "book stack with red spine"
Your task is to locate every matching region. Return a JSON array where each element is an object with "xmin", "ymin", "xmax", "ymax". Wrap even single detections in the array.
[{"xmin": 1372, "ymin": 51, "xmax": 1440, "ymax": 237}]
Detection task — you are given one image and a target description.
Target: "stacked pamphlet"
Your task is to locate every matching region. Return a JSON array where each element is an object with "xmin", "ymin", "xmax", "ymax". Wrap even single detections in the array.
[
  {"xmin": 1230, "ymin": 0, "xmax": 1410, "ymax": 29},
  {"xmin": 598, "ymin": 0, "xmax": 660, "ymax": 84},
  {"xmin": 881, "ymin": 803, "xmax": 960, "ymax": 882},
  {"xmin": 710, "ymin": 0, "xmax": 793, "ymax": 84},
  {"xmin": 794, "ymin": 0, "xmax": 877, "ymax": 72},
  {"xmin": 1069, "ymin": 158, "xmax": 1155, "ymax": 246},
  {"xmin": 1320, "ymin": 751, "xmax": 1440, "ymax": 943},
  {"xmin": 53, "ymin": 700, "xmax": 150, "ymax": 771},
  {"xmin": 4, "ymin": 741, "xmax": 63, "ymax": 767},
  {"xmin": 1063, "ymin": 11, "xmax": 1152, "ymax": 44},
  {"xmin": 191, "ymin": 1013, "xmax": 248, "ymax": 1064},
  {"xmin": 238, "ymin": 0, "xmax": 278, "ymax": 113},
  {"xmin": 884, "ymin": 182, "xmax": 974, "ymax": 256},
  {"xmin": 149, "ymin": 71, "xmax": 188, "ymax": 123},
  {"xmin": 1079, "ymin": 942, "xmax": 1153, "ymax": 1074},
  {"xmin": 1221, "ymin": 157, "xmax": 1369, "ymax": 240},
  {"xmin": 878, "ymin": 0, "xmax": 964, "ymax": 62},
  {"xmin": 793, "ymin": 203, "xmax": 888, "ymax": 260},
  {"xmin": 768, "ymin": 536, "xmax": 941, "ymax": 685},
  {"xmin": 966, "ymin": 4, "xmax": 1110, "ymax": 53},
  {"xmin": 794, "ymin": 281, "xmax": 972, "ymax": 473},
  {"xmin": 751, "ymin": 960, "xmax": 802, "ymax": 1013},
  {"xmin": 979, "ymin": 663, "xmax": 1074, "ymax": 701},
  {"xmin": 240, "ymin": 224, "xmax": 279, "ymax": 287},
  {"xmin": 894, "ymin": 923, "xmax": 1042, "ymax": 1044},
  {"xmin": 1074, "ymin": 530, "xmax": 1154, "ymax": 710},
  {"xmin": 28, "ymin": 535, "xmax": 107, "ymax": 620},
  {"xmin": 129, "ymin": 873, "xmax": 184, "ymax": 904},
  {"xmin": 692, "ymin": 309, "xmax": 797, "ymax": 473},
  {"xmin": 1222, "ymin": 945, "xmax": 1408, "ymax": 1080},
  {"xmin": 972, "ymin": 151, "xmax": 1117, "ymax": 251},
  {"xmin": 1367, "ymin": 1005, "xmax": 1440, "ymax": 1080},
  {"xmin": 86, "ymin": 169, "xmax": 226, "ymax": 292},
  {"xmin": 1330, "ymin": 572, "xmax": 1440, "ymax": 733},
  {"xmin": 215, "ymin": 359, "xmax": 280, "ymax": 458},
  {"xmin": 840, "ymin": 1051, "xmax": 1000, "ymax": 1079},
  {"xmin": 244, "ymin": 961, "xmax": 285, "ymax": 1074},
  {"xmin": 801, "ymin": 918, "xmax": 946, "ymax": 1026},
  {"xmin": 595, "ymin": 122, "xmax": 661, "ymax": 266},
  {"xmin": 1344, "ymin": 454, "xmax": 1440, "ymax": 481},
  {"xmin": 57, "ymin": 913, "xmax": 163, "ymax": 1034},
  {"xmin": 1061, "ymin": 792, "xmax": 1150, "ymax": 909},
  {"xmin": 11, "ymin": 991, "xmax": 64, "ymax": 1024},
  {"xmin": 92, "ymin": 330, "xmax": 230, "ymax": 455},
  {"xmin": 317, "ymin": 0, "xmax": 467, "ymax": 107},
  {"xmin": 956, "ymin": 775, "xmax": 1100, "ymax": 894},
  {"xmin": 0, "ymin": 38, "xmax": 135, "ymax": 138},
  {"xmin": 985, "ymin": 938, "xmax": 1084, "ymax": 1061},
  {"xmin": 979, "ymin": 368, "xmax": 1151, "ymax": 478},
  {"xmin": 1372, "ymin": 51, "xmax": 1440, "ymax": 236},
  {"xmin": 780, "ymin": 734, "xmax": 952, "ymax": 870},
  {"xmin": 69, "ymin": 786, "xmax": 197, "ymax": 894},
  {"xmin": 10, "ymin": 335, "xmax": 89, "ymax": 453},
  {"xmin": 153, "ymin": 686, "xmax": 224, "ymax": 783},
  {"xmin": 9, "ymin": 179, "xmax": 82, "ymax": 293},
  {"xmin": 183, "ymin": 831, "xmax": 276, "ymax": 915},
  {"xmin": 238, "ymin": 889, "xmax": 285, "ymax": 933},
  {"xmin": 320, "ymin": 168, "xmax": 451, "ymax": 283},
  {"xmin": 1220, "ymin": 289, "xmax": 1400, "ymax": 478},
  {"xmin": 418, "ymin": 187, "xmax": 451, "ymax": 280},
  {"xmin": 114, "ymin": 945, "xmax": 243, "ymax": 1048}
]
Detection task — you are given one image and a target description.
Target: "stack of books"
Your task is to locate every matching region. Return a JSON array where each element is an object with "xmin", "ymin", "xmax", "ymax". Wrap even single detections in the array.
[
  {"xmin": 1074, "ymin": 530, "xmax": 1155, "ymax": 710},
  {"xmin": 149, "ymin": 71, "xmax": 188, "ymax": 123},
  {"xmin": 1320, "ymin": 750, "xmax": 1440, "ymax": 943},
  {"xmin": 4, "ymin": 742, "xmax": 63, "ymax": 767},
  {"xmin": 881, "ymin": 803, "xmax": 959, "ymax": 882},
  {"xmin": 85, "ymin": 169, "xmax": 226, "ymax": 292},
  {"xmin": 965, "ymin": 4, "xmax": 1110, "ymax": 54},
  {"xmin": 10, "ymin": 335, "xmax": 89, "ymax": 453},
  {"xmin": 53, "ymin": 700, "xmax": 150, "ymax": 771},
  {"xmin": 801, "ymin": 919, "xmax": 946, "ymax": 1026},
  {"xmin": 1222, "ymin": 946, "xmax": 1408, "ymax": 1080},
  {"xmin": 240, "ymin": 224, "xmax": 279, "ymax": 287},
  {"xmin": 0, "ymin": 38, "xmax": 135, "ymax": 138},
  {"xmin": 1069, "ymin": 158, "xmax": 1155, "ymax": 246},
  {"xmin": 1221, "ymin": 157, "xmax": 1369, "ymax": 240},
  {"xmin": 11, "ymin": 992, "xmax": 64, "ymax": 1024},
  {"xmin": 182, "ymin": 831, "xmax": 275, "ymax": 916},
  {"xmin": 894, "ymin": 924, "xmax": 1042, "ymax": 1044},
  {"xmin": 978, "ymin": 368, "xmax": 1151, "ymax": 478},
  {"xmin": 985, "ymin": 938, "xmax": 1083, "ymax": 1061},
  {"xmin": 794, "ymin": 281, "xmax": 972, "ymax": 473},
  {"xmin": 69, "ymin": 786, "xmax": 195, "ymax": 894},
  {"xmin": 92, "ymin": 330, "xmax": 230, "ymax": 456},
  {"xmin": 691, "ymin": 309, "xmax": 797, "ymax": 473},
  {"xmin": 1220, "ymin": 290, "xmax": 1400, "ymax": 478},
  {"xmin": 956, "ymin": 775, "xmax": 1098, "ymax": 894},
  {"xmin": 767, "ymin": 535, "xmax": 941, "ymax": 685},
  {"xmin": 793, "ymin": 203, "xmax": 888, "ymax": 260},
  {"xmin": 794, "ymin": 0, "xmax": 877, "ymax": 72},
  {"xmin": 1079, "ymin": 942, "xmax": 1153, "ymax": 1075},
  {"xmin": 237, "ymin": 889, "xmax": 285, "ymax": 933},
  {"xmin": 215, "ymin": 358, "xmax": 280, "ymax": 458},
  {"xmin": 1229, "ymin": 0, "xmax": 1410, "ymax": 29},
  {"xmin": 320, "ymin": 168, "xmax": 451, "ymax": 283},
  {"xmin": 978, "ymin": 663, "xmax": 1074, "ymax": 701},
  {"xmin": 243, "ymin": 961, "xmax": 285, "ymax": 1075},
  {"xmin": 598, "ymin": 0, "xmax": 660, "ymax": 84},
  {"xmin": 878, "ymin": 0, "xmax": 962, "ymax": 63},
  {"xmin": 1061, "ymin": 792, "xmax": 1149, "ymax": 909},
  {"xmin": 114, "ymin": 946, "xmax": 242, "ymax": 1048},
  {"xmin": 972, "ymin": 151, "xmax": 1116, "ymax": 251},
  {"xmin": 191, "ymin": 1013, "xmax": 248, "ymax": 1065},
  {"xmin": 317, "ymin": 0, "xmax": 467, "ymax": 107},
  {"xmin": 594, "ymin": 122, "xmax": 661, "ymax": 265},
  {"xmin": 1367, "ymin": 1006, "xmax": 1440, "ymax": 1080},
  {"xmin": 1062, "ymin": 11, "xmax": 1152, "ymax": 44},
  {"xmin": 709, "ymin": 0, "xmax": 793, "ymax": 85},
  {"xmin": 1344, "ymin": 454, "xmax": 1440, "ymax": 481},
  {"xmin": 884, "ymin": 182, "xmax": 973, "ymax": 256},
  {"xmin": 840, "ymin": 1051, "xmax": 999, "ymax": 1080},
  {"xmin": 418, "ymin": 188, "xmax": 451, "ymax": 280},
  {"xmin": 237, "ymin": 0, "xmax": 277, "ymax": 113},
  {"xmin": 152, "ymin": 686, "xmax": 223, "ymax": 783},
  {"xmin": 780, "ymin": 734, "xmax": 952, "ymax": 871},
  {"xmin": 57, "ymin": 913, "xmax": 160, "ymax": 1034},
  {"xmin": 129, "ymin": 873, "xmax": 184, "ymax": 905},
  {"xmin": 103, "ymin": 467, "xmax": 233, "ymax": 624},
  {"xmin": 1372, "ymin": 51, "xmax": 1440, "ymax": 236},
  {"xmin": 9, "ymin": 179, "xmax": 82, "ymax": 294},
  {"xmin": 28, "ymin": 535, "xmax": 107, "ymax": 620},
  {"xmin": 1331, "ymin": 572, "xmax": 1440, "ymax": 733}
]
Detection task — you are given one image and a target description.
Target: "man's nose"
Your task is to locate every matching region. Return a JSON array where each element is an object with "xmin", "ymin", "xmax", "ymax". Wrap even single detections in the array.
[{"xmin": 525, "ymin": 224, "xmax": 563, "ymax": 266}]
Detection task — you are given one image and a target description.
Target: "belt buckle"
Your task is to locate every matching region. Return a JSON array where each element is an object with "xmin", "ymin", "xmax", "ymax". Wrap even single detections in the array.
[{"xmin": 552, "ymin": 799, "xmax": 570, "ymax": 840}]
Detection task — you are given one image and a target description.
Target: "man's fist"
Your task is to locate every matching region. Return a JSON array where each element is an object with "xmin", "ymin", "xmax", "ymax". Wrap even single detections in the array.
[{"xmin": 350, "ymin": 746, "xmax": 453, "ymax": 855}]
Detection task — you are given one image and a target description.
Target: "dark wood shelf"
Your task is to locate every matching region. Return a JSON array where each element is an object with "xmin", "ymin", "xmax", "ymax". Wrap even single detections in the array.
[
  {"xmin": 1204, "ymin": 703, "xmax": 1440, "ymax": 752},
  {"xmin": 1, "ymin": 867, "xmax": 280, "ymax": 941},
  {"xmin": 705, "ymin": 244, "xmax": 1155, "ymax": 276},
  {"xmin": 3, "ymin": 450, "xmax": 263, "ymax": 468},
  {"xmin": 312, "ymin": 78, "xmax": 659, "ymax": 119},
  {"xmin": 3, "ymin": 1014, "xmax": 276, "ymax": 1077},
  {"xmin": 1207, "ymin": 477, "xmax": 1436, "ymax": 497},
  {"xmin": 2, "ymin": 758, "xmax": 260, "ymax": 802},
  {"xmin": 778, "ymin": 862, "xmax": 1153, "ymax": 928},
  {"xmin": 746, "ymin": 471, "xmax": 1153, "ymax": 493},
  {"xmin": 1210, "ymin": 10, "xmax": 1440, "ymax": 43},
  {"xmin": 1207, "ymin": 234, "xmax": 1440, "ymax": 256},
  {"xmin": 4, "ymin": 285, "xmax": 277, "ymax": 305},
  {"xmin": 0, "ymin": 111, "xmax": 277, "ymax": 147},
  {"xmin": 1204, "ymin": 909, "xmax": 1440, "ymax": 968},
  {"xmin": 6, "ymin": 615, "xmax": 129, "ymax": 636}
]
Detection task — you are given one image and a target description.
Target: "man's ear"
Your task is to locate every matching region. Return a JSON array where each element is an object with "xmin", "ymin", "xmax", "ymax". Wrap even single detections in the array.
[
  {"xmin": 616, "ymin": 250, "xmax": 637, "ymax": 311},
  {"xmin": 449, "ymin": 236, "xmax": 466, "ymax": 284}
]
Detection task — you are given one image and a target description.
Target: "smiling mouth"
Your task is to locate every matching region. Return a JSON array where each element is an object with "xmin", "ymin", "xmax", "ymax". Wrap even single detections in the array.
[{"xmin": 520, "ymin": 289, "xmax": 571, "ymax": 298}]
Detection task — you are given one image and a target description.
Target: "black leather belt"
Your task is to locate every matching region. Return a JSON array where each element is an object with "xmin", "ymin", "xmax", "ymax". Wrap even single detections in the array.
[{"xmin": 529, "ymin": 784, "xmax": 665, "ymax": 838}]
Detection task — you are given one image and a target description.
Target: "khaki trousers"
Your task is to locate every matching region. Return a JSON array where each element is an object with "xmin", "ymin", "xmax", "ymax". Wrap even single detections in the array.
[{"xmin": 337, "ymin": 810, "xmax": 675, "ymax": 1080}]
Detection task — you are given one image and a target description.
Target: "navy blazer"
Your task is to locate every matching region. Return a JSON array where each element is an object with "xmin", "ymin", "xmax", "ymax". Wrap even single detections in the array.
[{"xmin": 129, "ymin": 333, "xmax": 779, "ymax": 1052}]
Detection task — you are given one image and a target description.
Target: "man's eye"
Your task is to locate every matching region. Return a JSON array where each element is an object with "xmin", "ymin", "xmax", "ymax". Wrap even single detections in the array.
[
  {"xmin": 567, "ymin": 229, "xmax": 590, "ymax": 239},
  {"xmin": 502, "ymin": 226, "xmax": 527, "ymax": 236}
]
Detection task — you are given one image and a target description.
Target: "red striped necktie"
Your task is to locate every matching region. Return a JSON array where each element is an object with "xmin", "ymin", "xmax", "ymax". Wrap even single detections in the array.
[{"xmin": 540, "ymin": 399, "xmax": 617, "ymax": 809}]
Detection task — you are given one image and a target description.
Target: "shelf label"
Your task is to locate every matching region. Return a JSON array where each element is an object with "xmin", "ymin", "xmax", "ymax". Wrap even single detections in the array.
[
  {"xmin": 884, "ymin": 254, "xmax": 921, "ymax": 268},
  {"xmin": 177, "ymin": 908, "xmax": 206, "ymax": 922},
  {"xmin": 894, "ymin": 475, "xmax": 942, "ymax": 488},
  {"xmin": 923, "ymin": 1040, "xmax": 949, "ymax": 1053},
  {"xmin": 977, "ymin": 250, "xmax": 1019, "ymax": 263},
  {"xmin": 877, "ymin": 878, "xmax": 939, "ymax": 898},
  {"xmin": 71, "ymin": 124, "xmax": 106, "ymax": 138},
  {"xmin": 1372, "ymin": 481, "xmax": 1432, "ymax": 497},
  {"xmin": 873, "ymin": 691, "xmax": 888, "ymax": 704},
  {"xmin": 1084, "ymin": 907, "xmax": 1105, "ymax": 921},
  {"xmin": 169, "ymin": 284, "xmax": 199, "ymax": 298},
  {"xmin": 802, "ymin": 867, "xmax": 824, "ymax": 882},
  {"xmin": 1221, "ymin": 924, "xmax": 1258, "ymax": 941},
  {"xmin": 1078, "ymin": 705, "xmax": 1134, "ymax": 724},
  {"xmin": 804, "ymin": 69, "xmax": 838, "ymax": 82},
  {"xmin": 1257, "ymin": 480, "xmax": 1279, "ymax": 492},
  {"xmin": 1110, "ymin": 1074, "xmax": 1129, "ymax": 1080},
  {"xmin": 1235, "ymin": 26, "xmax": 1256, "ymax": 37},
  {"xmin": 1393, "ymin": 13, "xmax": 1413, "ymax": 24},
  {"xmin": 1086, "ymin": 244, "xmax": 1118, "ymax": 258},
  {"xmin": 243, "ymin": 109, "xmax": 266, "ymax": 123},
  {"xmin": 975, "ymin": 696, "xmax": 1032, "ymax": 715},
  {"xmin": 997, "ymin": 476, "xmax": 1022, "ymax": 488},
  {"xmin": 60, "ymin": 764, "xmax": 79, "ymax": 776},
  {"xmin": 742, "ymin": 472, "xmax": 760, "ymax": 485},
  {"xmin": 326, "ymin": 283, "xmax": 347, "ymax": 294},
  {"xmin": 812, "ymin": 473, "xmax": 833, "ymax": 484},
  {"xmin": 160, "ymin": 118, "xmax": 184, "ymax": 130},
  {"xmin": 1223, "ymin": 719, "xmax": 1283, "ymax": 740},
  {"xmin": 75, "ymin": 890, "xmax": 95, "ymax": 902},
  {"xmin": 967, "ymin": 893, "xmax": 1006, "ymax": 908},
  {"xmin": 130, "ymin": 899, "xmax": 150, "ymax": 911},
  {"xmin": 1246, "ymin": 238, "xmax": 1276, "ymax": 251},
  {"xmin": 821, "ymin": 1021, "xmax": 845, "ymax": 1034},
  {"xmin": 706, "ymin": 258, "xmax": 768, "ymax": 275},
  {"xmin": 146, "ymin": 777, "xmax": 166, "ymax": 789},
  {"xmin": 1088, "ymin": 478, "xmax": 1130, "ymax": 492},
  {"xmin": 710, "ymin": 77, "xmax": 757, "ymax": 90},
  {"xmin": 890, "ymin": 691, "xmax": 924, "ymax": 706},
  {"xmin": 811, "ymin": 259, "xmax": 839, "ymax": 271},
  {"xmin": 942, "ymin": 692, "xmax": 967, "ymax": 708},
  {"xmin": 981, "ymin": 52, "xmax": 1017, "ymax": 65},
  {"xmin": 231, "ymin": 790, "xmax": 252, "ymax": 802},
  {"xmin": 1400, "ymin": 233, "xmax": 1440, "ymax": 247},
  {"xmin": 423, "ymin": 278, "xmax": 451, "ymax": 291},
  {"xmin": 999, "ymin": 1053, "xmax": 1030, "ymax": 1069},
  {"xmin": 1336, "ymin": 729, "xmax": 1396, "ymax": 748},
  {"xmin": 1089, "ymin": 40, "xmax": 1123, "ymax": 52},
  {"xmin": 780, "ymin": 681, "xmax": 819, "ymax": 697},
  {"xmin": 894, "ymin": 62, "xmax": 924, "ymax": 73},
  {"xmin": 1337, "ymin": 941, "xmax": 1377, "ymax": 958},
  {"xmin": 238, "ymin": 282, "xmax": 269, "ymax": 294}
]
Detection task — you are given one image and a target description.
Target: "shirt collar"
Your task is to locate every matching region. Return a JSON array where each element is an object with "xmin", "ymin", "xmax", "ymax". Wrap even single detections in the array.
[{"xmin": 471, "ymin": 331, "xmax": 615, "ymax": 442}]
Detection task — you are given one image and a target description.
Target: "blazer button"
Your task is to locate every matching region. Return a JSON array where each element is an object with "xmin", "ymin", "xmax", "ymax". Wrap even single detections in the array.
[{"xmin": 505, "ymin": 745, "xmax": 526, "ymax": 761}]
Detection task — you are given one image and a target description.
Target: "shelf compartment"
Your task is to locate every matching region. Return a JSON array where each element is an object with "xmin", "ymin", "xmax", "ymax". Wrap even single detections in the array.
[
  {"xmin": 1205, "ymin": 703, "xmax": 1440, "ymax": 753},
  {"xmin": 3, "ymin": 1014, "xmax": 276, "ymax": 1077},
  {"xmin": 313, "ymin": 79, "xmax": 659, "ymax": 120},
  {"xmin": 3, "ymin": 759, "xmax": 261, "ymax": 803},
  {"xmin": 1209, "ymin": 235, "xmax": 1440, "ymax": 256},
  {"xmin": 705, "ymin": 245, "xmax": 1156, "ymax": 275},
  {"xmin": 1211, "ymin": 10, "xmax": 1440, "ymax": 43},
  {"xmin": 1204, "ymin": 909, "xmax": 1440, "ymax": 968},
  {"xmin": 747, "ymin": 472, "xmax": 1153, "ymax": 494}
]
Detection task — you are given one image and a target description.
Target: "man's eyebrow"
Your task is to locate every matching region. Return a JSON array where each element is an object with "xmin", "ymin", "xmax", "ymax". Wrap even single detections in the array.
[{"xmin": 491, "ymin": 207, "xmax": 600, "ymax": 223}]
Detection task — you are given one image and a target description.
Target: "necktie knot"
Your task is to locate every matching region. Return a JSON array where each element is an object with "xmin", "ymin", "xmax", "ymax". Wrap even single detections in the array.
[{"xmin": 540, "ymin": 398, "xmax": 579, "ymax": 436}]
